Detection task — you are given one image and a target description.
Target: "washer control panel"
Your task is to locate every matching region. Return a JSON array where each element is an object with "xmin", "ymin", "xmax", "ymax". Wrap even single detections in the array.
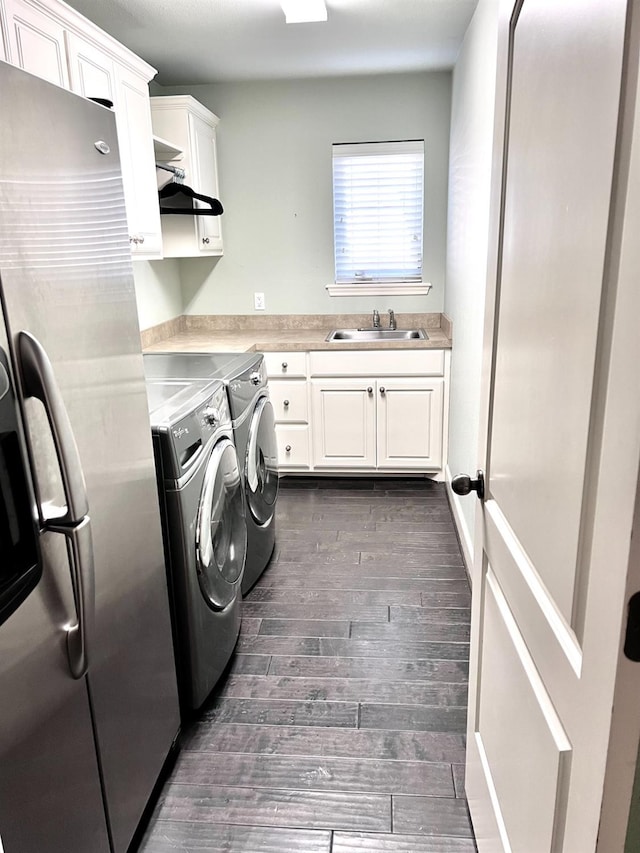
[
  {"xmin": 165, "ymin": 383, "xmax": 231, "ymax": 477},
  {"xmin": 197, "ymin": 385, "xmax": 230, "ymax": 435}
]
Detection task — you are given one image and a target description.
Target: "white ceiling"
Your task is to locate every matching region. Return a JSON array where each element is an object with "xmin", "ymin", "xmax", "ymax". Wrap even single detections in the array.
[{"xmin": 64, "ymin": 0, "xmax": 478, "ymax": 85}]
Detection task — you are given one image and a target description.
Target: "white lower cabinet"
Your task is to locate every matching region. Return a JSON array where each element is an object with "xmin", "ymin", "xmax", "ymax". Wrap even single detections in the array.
[
  {"xmin": 266, "ymin": 353, "xmax": 311, "ymax": 473},
  {"xmin": 376, "ymin": 378, "xmax": 444, "ymax": 469},
  {"xmin": 265, "ymin": 349, "xmax": 449, "ymax": 476},
  {"xmin": 311, "ymin": 378, "xmax": 444, "ymax": 470},
  {"xmin": 311, "ymin": 380, "xmax": 377, "ymax": 469}
]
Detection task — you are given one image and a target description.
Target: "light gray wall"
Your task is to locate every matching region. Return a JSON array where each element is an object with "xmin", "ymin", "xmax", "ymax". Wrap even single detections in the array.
[
  {"xmin": 158, "ymin": 73, "xmax": 451, "ymax": 315},
  {"xmin": 444, "ymin": 0, "xmax": 500, "ymax": 561},
  {"xmin": 132, "ymin": 259, "xmax": 182, "ymax": 330}
]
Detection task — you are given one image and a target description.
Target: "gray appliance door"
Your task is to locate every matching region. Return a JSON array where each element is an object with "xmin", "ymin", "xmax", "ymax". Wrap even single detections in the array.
[
  {"xmin": 0, "ymin": 64, "xmax": 180, "ymax": 853},
  {"xmin": 196, "ymin": 437, "xmax": 247, "ymax": 609},
  {"xmin": 0, "ymin": 327, "xmax": 110, "ymax": 853},
  {"xmin": 245, "ymin": 396, "xmax": 279, "ymax": 525}
]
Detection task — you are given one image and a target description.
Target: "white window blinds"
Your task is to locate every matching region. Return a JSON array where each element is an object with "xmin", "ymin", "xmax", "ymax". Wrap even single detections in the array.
[{"xmin": 332, "ymin": 140, "xmax": 424, "ymax": 285}]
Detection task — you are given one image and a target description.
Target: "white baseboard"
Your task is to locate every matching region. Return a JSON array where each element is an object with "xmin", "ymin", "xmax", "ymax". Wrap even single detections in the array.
[{"xmin": 445, "ymin": 464, "xmax": 474, "ymax": 583}]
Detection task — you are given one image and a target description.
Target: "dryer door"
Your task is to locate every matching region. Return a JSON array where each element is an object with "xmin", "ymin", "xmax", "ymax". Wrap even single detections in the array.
[
  {"xmin": 196, "ymin": 437, "xmax": 247, "ymax": 610},
  {"xmin": 246, "ymin": 396, "xmax": 279, "ymax": 526}
]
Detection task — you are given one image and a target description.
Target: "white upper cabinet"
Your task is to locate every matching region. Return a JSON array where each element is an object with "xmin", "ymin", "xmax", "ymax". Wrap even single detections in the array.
[
  {"xmin": 2, "ymin": 0, "xmax": 162, "ymax": 260},
  {"xmin": 4, "ymin": 0, "xmax": 69, "ymax": 87},
  {"xmin": 151, "ymin": 95, "xmax": 224, "ymax": 257},
  {"xmin": 113, "ymin": 66, "xmax": 163, "ymax": 258},
  {"xmin": 65, "ymin": 30, "xmax": 115, "ymax": 101}
]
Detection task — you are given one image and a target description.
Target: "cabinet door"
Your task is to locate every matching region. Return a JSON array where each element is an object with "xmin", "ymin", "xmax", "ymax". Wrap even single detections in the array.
[
  {"xmin": 189, "ymin": 112, "xmax": 223, "ymax": 253},
  {"xmin": 311, "ymin": 379, "xmax": 376, "ymax": 469},
  {"xmin": 4, "ymin": 0, "xmax": 69, "ymax": 87},
  {"xmin": 377, "ymin": 378, "xmax": 444, "ymax": 470},
  {"xmin": 66, "ymin": 31, "xmax": 116, "ymax": 103},
  {"xmin": 114, "ymin": 66, "xmax": 162, "ymax": 259}
]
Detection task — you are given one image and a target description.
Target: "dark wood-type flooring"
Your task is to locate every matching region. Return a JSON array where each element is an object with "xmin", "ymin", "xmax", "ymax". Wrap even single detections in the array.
[{"xmin": 140, "ymin": 478, "xmax": 476, "ymax": 852}]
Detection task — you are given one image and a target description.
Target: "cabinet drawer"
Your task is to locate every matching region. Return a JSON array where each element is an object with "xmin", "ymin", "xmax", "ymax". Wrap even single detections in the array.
[
  {"xmin": 264, "ymin": 352, "xmax": 307, "ymax": 378},
  {"xmin": 276, "ymin": 425, "xmax": 310, "ymax": 468},
  {"xmin": 269, "ymin": 380, "xmax": 308, "ymax": 423},
  {"xmin": 309, "ymin": 350, "xmax": 444, "ymax": 377}
]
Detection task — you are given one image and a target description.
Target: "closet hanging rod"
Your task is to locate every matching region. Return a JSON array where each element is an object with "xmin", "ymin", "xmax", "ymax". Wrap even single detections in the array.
[{"xmin": 156, "ymin": 162, "xmax": 186, "ymax": 180}]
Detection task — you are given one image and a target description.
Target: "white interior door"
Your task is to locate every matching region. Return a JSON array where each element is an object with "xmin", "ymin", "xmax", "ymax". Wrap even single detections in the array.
[{"xmin": 463, "ymin": 1, "xmax": 640, "ymax": 851}]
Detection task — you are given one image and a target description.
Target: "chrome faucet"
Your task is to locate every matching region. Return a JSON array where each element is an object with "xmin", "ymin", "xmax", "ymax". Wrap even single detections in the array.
[
  {"xmin": 388, "ymin": 308, "xmax": 397, "ymax": 330},
  {"xmin": 372, "ymin": 309, "xmax": 381, "ymax": 328}
]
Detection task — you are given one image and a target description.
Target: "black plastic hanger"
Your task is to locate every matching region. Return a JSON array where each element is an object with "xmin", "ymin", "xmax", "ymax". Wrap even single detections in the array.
[{"xmin": 158, "ymin": 182, "xmax": 224, "ymax": 216}]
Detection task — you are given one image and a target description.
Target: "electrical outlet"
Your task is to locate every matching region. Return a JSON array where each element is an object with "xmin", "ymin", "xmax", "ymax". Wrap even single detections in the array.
[{"xmin": 254, "ymin": 292, "xmax": 266, "ymax": 310}]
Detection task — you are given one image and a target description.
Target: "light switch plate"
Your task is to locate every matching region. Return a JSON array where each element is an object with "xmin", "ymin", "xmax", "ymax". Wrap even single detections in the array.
[{"xmin": 254, "ymin": 292, "xmax": 266, "ymax": 310}]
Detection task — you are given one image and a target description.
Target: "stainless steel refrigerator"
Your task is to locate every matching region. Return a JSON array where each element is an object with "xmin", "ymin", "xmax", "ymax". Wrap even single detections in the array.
[{"xmin": 0, "ymin": 61, "xmax": 180, "ymax": 853}]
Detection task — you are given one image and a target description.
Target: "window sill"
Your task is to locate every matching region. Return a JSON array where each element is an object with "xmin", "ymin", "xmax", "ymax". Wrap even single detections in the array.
[{"xmin": 326, "ymin": 281, "xmax": 432, "ymax": 297}]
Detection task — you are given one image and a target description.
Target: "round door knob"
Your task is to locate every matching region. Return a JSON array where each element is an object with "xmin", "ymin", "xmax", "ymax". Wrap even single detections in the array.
[
  {"xmin": 380, "ymin": 386, "xmax": 386, "ymax": 395},
  {"xmin": 203, "ymin": 406, "xmax": 220, "ymax": 425},
  {"xmin": 367, "ymin": 387, "xmax": 373, "ymax": 394},
  {"xmin": 202, "ymin": 237, "xmax": 210, "ymax": 245},
  {"xmin": 285, "ymin": 445, "xmax": 291, "ymax": 452},
  {"xmin": 451, "ymin": 470, "xmax": 485, "ymax": 500},
  {"xmin": 282, "ymin": 362, "xmax": 288, "ymax": 370},
  {"xmin": 283, "ymin": 399, "xmax": 290, "ymax": 407}
]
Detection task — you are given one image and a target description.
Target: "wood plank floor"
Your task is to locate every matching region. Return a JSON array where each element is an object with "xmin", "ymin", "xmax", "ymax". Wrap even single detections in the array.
[{"xmin": 139, "ymin": 478, "xmax": 477, "ymax": 852}]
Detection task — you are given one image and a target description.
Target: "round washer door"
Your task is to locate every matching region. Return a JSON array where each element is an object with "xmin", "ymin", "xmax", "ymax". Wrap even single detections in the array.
[
  {"xmin": 195, "ymin": 437, "xmax": 247, "ymax": 610},
  {"xmin": 246, "ymin": 396, "xmax": 279, "ymax": 526}
]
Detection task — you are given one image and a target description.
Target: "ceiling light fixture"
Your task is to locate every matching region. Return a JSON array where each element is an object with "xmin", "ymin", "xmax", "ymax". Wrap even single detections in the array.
[{"xmin": 281, "ymin": 0, "xmax": 327, "ymax": 24}]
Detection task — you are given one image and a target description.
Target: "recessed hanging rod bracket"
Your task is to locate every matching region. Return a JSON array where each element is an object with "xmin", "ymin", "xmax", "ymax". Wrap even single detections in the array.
[{"xmin": 156, "ymin": 162, "xmax": 185, "ymax": 182}]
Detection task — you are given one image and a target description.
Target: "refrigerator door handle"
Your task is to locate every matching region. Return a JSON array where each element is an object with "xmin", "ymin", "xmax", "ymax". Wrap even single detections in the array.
[
  {"xmin": 17, "ymin": 331, "xmax": 89, "ymax": 524},
  {"xmin": 47, "ymin": 515, "xmax": 94, "ymax": 679}
]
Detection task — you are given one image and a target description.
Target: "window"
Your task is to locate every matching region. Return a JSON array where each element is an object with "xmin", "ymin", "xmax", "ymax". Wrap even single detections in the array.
[{"xmin": 328, "ymin": 140, "xmax": 429, "ymax": 296}]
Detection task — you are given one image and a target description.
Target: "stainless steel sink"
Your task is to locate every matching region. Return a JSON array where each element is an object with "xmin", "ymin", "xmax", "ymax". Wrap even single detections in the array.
[{"xmin": 326, "ymin": 328, "xmax": 428, "ymax": 342}]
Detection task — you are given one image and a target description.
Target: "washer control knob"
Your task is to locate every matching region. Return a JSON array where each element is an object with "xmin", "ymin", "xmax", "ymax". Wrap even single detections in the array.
[
  {"xmin": 203, "ymin": 406, "xmax": 220, "ymax": 426},
  {"xmin": 250, "ymin": 371, "xmax": 261, "ymax": 385}
]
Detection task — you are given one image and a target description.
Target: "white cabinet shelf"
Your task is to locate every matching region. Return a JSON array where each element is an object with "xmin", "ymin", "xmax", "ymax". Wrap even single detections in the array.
[{"xmin": 153, "ymin": 134, "xmax": 183, "ymax": 161}]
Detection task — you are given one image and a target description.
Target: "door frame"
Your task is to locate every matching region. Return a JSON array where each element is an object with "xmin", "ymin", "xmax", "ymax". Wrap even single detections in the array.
[{"xmin": 467, "ymin": 0, "xmax": 640, "ymax": 847}]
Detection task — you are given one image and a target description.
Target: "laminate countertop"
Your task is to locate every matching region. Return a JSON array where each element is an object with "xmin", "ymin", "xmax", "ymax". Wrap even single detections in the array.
[{"xmin": 142, "ymin": 313, "xmax": 452, "ymax": 354}]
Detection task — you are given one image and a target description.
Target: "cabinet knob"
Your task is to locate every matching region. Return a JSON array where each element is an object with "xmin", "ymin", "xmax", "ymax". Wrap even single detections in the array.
[
  {"xmin": 283, "ymin": 399, "xmax": 290, "ymax": 407},
  {"xmin": 285, "ymin": 445, "xmax": 292, "ymax": 452},
  {"xmin": 202, "ymin": 237, "xmax": 210, "ymax": 245},
  {"xmin": 139, "ymin": 235, "xmax": 145, "ymax": 244},
  {"xmin": 367, "ymin": 387, "xmax": 373, "ymax": 394},
  {"xmin": 282, "ymin": 362, "xmax": 288, "ymax": 370},
  {"xmin": 380, "ymin": 386, "xmax": 386, "ymax": 395}
]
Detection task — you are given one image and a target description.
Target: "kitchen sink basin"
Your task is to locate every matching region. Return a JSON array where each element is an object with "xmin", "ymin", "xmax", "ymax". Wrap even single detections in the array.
[{"xmin": 326, "ymin": 328, "xmax": 428, "ymax": 342}]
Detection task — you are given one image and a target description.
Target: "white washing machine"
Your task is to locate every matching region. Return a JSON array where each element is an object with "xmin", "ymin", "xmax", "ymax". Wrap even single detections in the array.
[{"xmin": 146, "ymin": 377, "xmax": 247, "ymax": 714}]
